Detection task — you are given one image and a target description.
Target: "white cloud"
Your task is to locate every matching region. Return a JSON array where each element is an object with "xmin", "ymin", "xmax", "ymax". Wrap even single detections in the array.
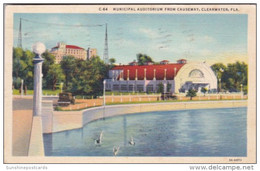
[
  {"xmin": 202, "ymin": 52, "xmax": 248, "ymax": 65},
  {"xmin": 138, "ymin": 28, "xmax": 159, "ymax": 38},
  {"xmin": 201, "ymin": 35, "xmax": 215, "ymax": 43},
  {"xmin": 199, "ymin": 49, "xmax": 213, "ymax": 56},
  {"xmin": 47, "ymin": 16, "xmax": 65, "ymax": 24},
  {"xmin": 112, "ymin": 38, "xmax": 138, "ymax": 49}
]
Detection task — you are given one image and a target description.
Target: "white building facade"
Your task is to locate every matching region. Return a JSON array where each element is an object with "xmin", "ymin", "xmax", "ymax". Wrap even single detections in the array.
[{"xmin": 105, "ymin": 60, "xmax": 217, "ymax": 94}]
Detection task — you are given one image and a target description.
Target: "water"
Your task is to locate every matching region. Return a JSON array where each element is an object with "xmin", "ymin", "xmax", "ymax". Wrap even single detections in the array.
[{"xmin": 43, "ymin": 107, "xmax": 247, "ymax": 156}]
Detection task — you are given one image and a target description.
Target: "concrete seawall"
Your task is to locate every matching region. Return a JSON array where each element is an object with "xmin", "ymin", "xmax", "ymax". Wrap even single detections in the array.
[{"xmin": 45, "ymin": 100, "xmax": 247, "ymax": 133}]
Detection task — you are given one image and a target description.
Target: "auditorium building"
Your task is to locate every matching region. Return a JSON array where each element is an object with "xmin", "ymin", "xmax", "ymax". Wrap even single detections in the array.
[{"xmin": 105, "ymin": 59, "xmax": 217, "ymax": 93}]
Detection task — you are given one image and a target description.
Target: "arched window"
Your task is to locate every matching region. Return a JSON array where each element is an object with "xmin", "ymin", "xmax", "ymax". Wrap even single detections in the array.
[{"xmin": 189, "ymin": 69, "xmax": 204, "ymax": 78}]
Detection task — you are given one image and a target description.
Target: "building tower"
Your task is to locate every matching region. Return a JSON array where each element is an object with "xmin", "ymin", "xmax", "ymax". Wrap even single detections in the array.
[
  {"xmin": 18, "ymin": 18, "xmax": 22, "ymax": 48},
  {"xmin": 103, "ymin": 23, "xmax": 109, "ymax": 64}
]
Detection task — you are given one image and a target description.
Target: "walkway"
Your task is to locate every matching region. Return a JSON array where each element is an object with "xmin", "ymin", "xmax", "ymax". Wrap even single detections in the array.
[{"xmin": 12, "ymin": 97, "xmax": 33, "ymax": 156}]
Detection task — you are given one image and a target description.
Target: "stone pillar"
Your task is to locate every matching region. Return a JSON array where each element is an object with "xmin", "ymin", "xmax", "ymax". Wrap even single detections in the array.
[
  {"xmin": 144, "ymin": 81, "xmax": 147, "ymax": 93},
  {"xmin": 32, "ymin": 42, "xmax": 45, "ymax": 116},
  {"xmin": 153, "ymin": 69, "xmax": 156, "ymax": 80},
  {"xmin": 135, "ymin": 69, "xmax": 138, "ymax": 81},
  {"xmin": 120, "ymin": 70, "xmax": 124, "ymax": 80},
  {"xmin": 127, "ymin": 80, "xmax": 129, "ymax": 92},
  {"xmin": 164, "ymin": 82, "xmax": 167, "ymax": 93},
  {"xmin": 112, "ymin": 70, "xmax": 115, "ymax": 81},
  {"xmin": 144, "ymin": 68, "xmax": 147, "ymax": 80},
  {"xmin": 127, "ymin": 70, "xmax": 129, "ymax": 81},
  {"xmin": 29, "ymin": 42, "xmax": 45, "ymax": 156},
  {"xmin": 164, "ymin": 69, "xmax": 167, "ymax": 80}
]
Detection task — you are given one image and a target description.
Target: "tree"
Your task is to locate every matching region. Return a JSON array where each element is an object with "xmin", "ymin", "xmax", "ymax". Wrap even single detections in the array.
[
  {"xmin": 136, "ymin": 53, "xmax": 154, "ymax": 65},
  {"xmin": 12, "ymin": 47, "xmax": 34, "ymax": 90},
  {"xmin": 227, "ymin": 61, "xmax": 247, "ymax": 91},
  {"xmin": 211, "ymin": 61, "xmax": 248, "ymax": 93},
  {"xmin": 46, "ymin": 64, "xmax": 65, "ymax": 90},
  {"xmin": 60, "ymin": 56, "xmax": 77, "ymax": 88},
  {"xmin": 157, "ymin": 83, "xmax": 164, "ymax": 93},
  {"xmin": 69, "ymin": 58, "xmax": 92, "ymax": 95},
  {"xmin": 41, "ymin": 51, "xmax": 56, "ymax": 89},
  {"xmin": 201, "ymin": 87, "xmax": 208, "ymax": 96},
  {"xmin": 186, "ymin": 89, "xmax": 197, "ymax": 100},
  {"xmin": 109, "ymin": 58, "xmax": 116, "ymax": 65},
  {"xmin": 42, "ymin": 51, "xmax": 55, "ymax": 76},
  {"xmin": 222, "ymin": 61, "xmax": 247, "ymax": 92},
  {"xmin": 211, "ymin": 63, "xmax": 226, "ymax": 76},
  {"xmin": 60, "ymin": 55, "xmax": 109, "ymax": 97},
  {"xmin": 13, "ymin": 47, "xmax": 23, "ymax": 79},
  {"xmin": 88, "ymin": 56, "xmax": 109, "ymax": 96},
  {"xmin": 211, "ymin": 63, "xmax": 226, "ymax": 91}
]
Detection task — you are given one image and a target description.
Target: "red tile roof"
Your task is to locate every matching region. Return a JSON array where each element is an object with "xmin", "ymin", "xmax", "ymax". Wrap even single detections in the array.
[
  {"xmin": 111, "ymin": 63, "xmax": 185, "ymax": 80},
  {"xmin": 51, "ymin": 45, "xmax": 85, "ymax": 50},
  {"xmin": 160, "ymin": 60, "xmax": 169, "ymax": 62},
  {"xmin": 66, "ymin": 45, "xmax": 84, "ymax": 50}
]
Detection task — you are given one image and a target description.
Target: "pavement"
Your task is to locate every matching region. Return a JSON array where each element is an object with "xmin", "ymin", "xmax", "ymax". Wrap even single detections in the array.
[{"xmin": 12, "ymin": 97, "xmax": 33, "ymax": 156}]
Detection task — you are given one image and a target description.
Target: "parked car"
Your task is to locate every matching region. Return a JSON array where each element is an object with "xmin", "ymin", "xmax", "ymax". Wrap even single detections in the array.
[{"xmin": 58, "ymin": 93, "xmax": 75, "ymax": 106}]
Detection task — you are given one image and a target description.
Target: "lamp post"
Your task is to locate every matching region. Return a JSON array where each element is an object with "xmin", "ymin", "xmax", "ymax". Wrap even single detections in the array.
[
  {"xmin": 32, "ymin": 42, "xmax": 45, "ymax": 116},
  {"xmin": 103, "ymin": 80, "xmax": 106, "ymax": 106},
  {"xmin": 240, "ymin": 84, "xmax": 243, "ymax": 99},
  {"xmin": 218, "ymin": 68, "xmax": 224, "ymax": 93},
  {"xmin": 219, "ymin": 78, "xmax": 221, "ymax": 93},
  {"xmin": 21, "ymin": 79, "xmax": 24, "ymax": 96},
  {"xmin": 112, "ymin": 70, "xmax": 115, "ymax": 81}
]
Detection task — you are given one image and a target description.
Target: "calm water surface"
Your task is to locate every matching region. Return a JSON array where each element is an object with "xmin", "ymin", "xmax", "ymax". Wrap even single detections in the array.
[{"xmin": 43, "ymin": 107, "xmax": 247, "ymax": 156}]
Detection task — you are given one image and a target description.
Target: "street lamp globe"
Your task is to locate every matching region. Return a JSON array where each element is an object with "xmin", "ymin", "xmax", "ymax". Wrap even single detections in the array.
[{"xmin": 32, "ymin": 42, "xmax": 46, "ymax": 55}]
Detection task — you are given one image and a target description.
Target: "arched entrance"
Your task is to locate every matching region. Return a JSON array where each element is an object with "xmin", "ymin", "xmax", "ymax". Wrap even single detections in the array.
[{"xmin": 174, "ymin": 62, "xmax": 217, "ymax": 93}]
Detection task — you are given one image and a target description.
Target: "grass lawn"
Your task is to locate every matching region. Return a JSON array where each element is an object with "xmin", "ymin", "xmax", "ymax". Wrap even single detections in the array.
[
  {"xmin": 105, "ymin": 91, "xmax": 160, "ymax": 96},
  {"xmin": 13, "ymin": 89, "xmax": 61, "ymax": 95}
]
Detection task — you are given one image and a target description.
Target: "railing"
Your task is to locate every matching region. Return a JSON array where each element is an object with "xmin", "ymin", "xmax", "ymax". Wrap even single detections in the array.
[{"xmin": 59, "ymin": 93, "xmax": 247, "ymax": 111}]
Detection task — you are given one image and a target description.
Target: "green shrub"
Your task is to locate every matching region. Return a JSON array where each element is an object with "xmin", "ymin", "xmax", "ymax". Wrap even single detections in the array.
[{"xmin": 54, "ymin": 106, "xmax": 63, "ymax": 111}]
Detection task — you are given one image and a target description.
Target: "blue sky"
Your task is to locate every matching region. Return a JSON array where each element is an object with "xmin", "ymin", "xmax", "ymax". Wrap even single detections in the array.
[{"xmin": 13, "ymin": 13, "xmax": 248, "ymax": 65}]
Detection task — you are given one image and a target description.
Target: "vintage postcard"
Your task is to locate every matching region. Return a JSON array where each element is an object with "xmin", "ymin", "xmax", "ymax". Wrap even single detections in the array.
[{"xmin": 4, "ymin": 4, "xmax": 256, "ymax": 164}]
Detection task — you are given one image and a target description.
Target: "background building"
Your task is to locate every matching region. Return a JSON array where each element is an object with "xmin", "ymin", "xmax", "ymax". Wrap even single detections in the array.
[
  {"xmin": 105, "ymin": 59, "xmax": 217, "ymax": 93},
  {"xmin": 86, "ymin": 48, "xmax": 97, "ymax": 60},
  {"xmin": 50, "ymin": 42, "xmax": 87, "ymax": 63}
]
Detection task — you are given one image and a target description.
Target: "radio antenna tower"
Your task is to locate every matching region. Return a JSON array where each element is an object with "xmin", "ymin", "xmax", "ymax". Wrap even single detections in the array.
[
  {"xmin": 103, "ymin": 23, "xmax": 109, "ymax": 64},
  {"xmin": 18, "ymin": 18, "xmax": 22, "ymax": 48}
]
